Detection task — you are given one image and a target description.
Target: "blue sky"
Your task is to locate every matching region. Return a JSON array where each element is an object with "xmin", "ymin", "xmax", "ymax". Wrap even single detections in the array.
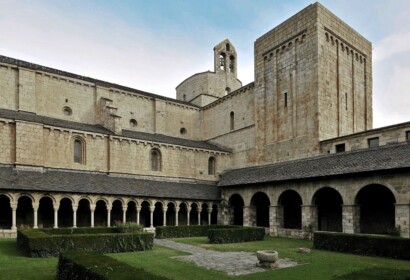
[{"xmin": 0, "ymin": 0, "xmax": 409, "ymax": 127}]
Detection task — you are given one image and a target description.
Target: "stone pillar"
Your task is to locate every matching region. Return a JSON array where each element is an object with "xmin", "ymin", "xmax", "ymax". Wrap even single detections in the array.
[
  {"xmin": 395, "ymin": 204, "xmax": 410, "ymax": 238},
  {"xmin": 187, "ymin": 206, "xmax": 191, "ymax": 226},
  {"xmin": 301, "ymin": 205, "xmax": 318, "ymax": 230},
  {"xmin": 53, "ymin": 204, "xmax": 60, "ymax": 229},
  {"xmin": 32, "ymin": 203, "xmax": 39, "ymax": 229},
  {"xmin": 243, "ymin": 206, "xmax": 251, "ymax": 226},
  {"xmin": 11, "ymin": 203, "xmax": 17, "ymax": 230},
  {"xmin": 207, "ymin": 207, "xmax": 212, "ymax": 225},
  {"xmin": 136, "ymin": 206, "xmax": 141, "ymax": 225},
  {"xmin": 122, "ymin": 206, "xmax": 127, "ymax": 224},
  {"xmin": 342, "ymin": 205, "xmax": 360, "ymax": 234},
  {"xmin": 90, "ymin": 204, "xmax": 96, "ymax": 228},
  {"xmin": 269, "ymin": 206, "xmax": 280, "ymax": 235},
  {"xmin": 107, "ymin": 206, "xmax": 112, "ymax": 227},
  {"xmin": 72, "ymin": 204, "xmax": 78, "ymax": 228},
  {"xmin": 175, "ymin": 207, "xmax": 179, "ymax": 226},
  {"xmin": 197, "ymin": 210, "xmax": 201, "ymax": 225},
  {"xmin": 163, "ymin": 206, "xmax": 168, "ymax": 226},
  {"xmin": 149, "ymin": 206, "xmax": 155, "ymax": 228}
]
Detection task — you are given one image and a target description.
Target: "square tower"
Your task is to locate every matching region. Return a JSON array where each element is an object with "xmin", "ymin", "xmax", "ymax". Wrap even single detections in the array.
[{"xmin": 253, "ymin": 2, "xmax": 372, "ymax": 163}]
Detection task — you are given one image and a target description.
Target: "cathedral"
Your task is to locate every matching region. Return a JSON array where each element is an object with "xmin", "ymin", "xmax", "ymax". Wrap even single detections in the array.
[{"xmin": 0, "ymin": 3, "xmax": 409, "ymax": 238}]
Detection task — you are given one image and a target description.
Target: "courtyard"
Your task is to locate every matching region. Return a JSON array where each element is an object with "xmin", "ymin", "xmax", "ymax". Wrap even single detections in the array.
[{"xmin": 1, "ymin": 236, "xmax": 409, "ymax": 279}]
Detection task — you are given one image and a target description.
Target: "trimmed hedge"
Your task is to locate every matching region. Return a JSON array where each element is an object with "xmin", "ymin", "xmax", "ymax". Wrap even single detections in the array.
[
  {"xmin": 17, "ymin": 228, "xmax": 154, "ymax": 258},
  {"xmin": 57, "ymin": 251, "xmax": 169, "ymax": 280},
  {"xmin": 155, "ymin": 225, "xmax": 239, "ymax": 239},
  {"xmin": 207, "ymin": 227, "xmax": 265, "ymax": 244},
  {"xmin": 314, "ymin": 232, "xmax": 410, "ymax": 260}
]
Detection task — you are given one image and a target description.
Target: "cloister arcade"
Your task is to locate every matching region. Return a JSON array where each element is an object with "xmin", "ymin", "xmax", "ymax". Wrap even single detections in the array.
[
  {"xmin": 0, "ymin": 192, "xmax": 218, "ymax": 234},
  {"xmin": 223, "ymin": 181, "xmax": 409, "ymax": 238}
]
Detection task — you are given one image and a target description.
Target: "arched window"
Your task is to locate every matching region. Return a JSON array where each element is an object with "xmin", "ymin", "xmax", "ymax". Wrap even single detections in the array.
[
  {"xmin": 150, "ymin": 149, "xmax": 162, "ymax": 171},
  {"xmin": 230, "ymin": 111, "xmax": 235, "ymax": 130},
  {"xmin": 220, "ymin": 53, "xmax": 226, "ymax": 70},
  {"xmin": 226, "ymin": 43, "xmax": 230, "ymax": 51},
  {"xmin": 208, "ymin": 157, "xmax": 216, "ymax": 175},
  {"xmin": 183, "ymin": 94, "xmax": 186, "ymax": 101},
  {"xmin": 73, "ymin": 137, "xmax": 85, "ymax": 164},
  {"xmin": 229, "ymin": 55, "xmax": 235, "ymax": 73}
]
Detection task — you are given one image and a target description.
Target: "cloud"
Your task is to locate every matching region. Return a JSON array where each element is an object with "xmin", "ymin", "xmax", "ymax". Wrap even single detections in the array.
[{"xmin": 373, "ymin": 32, "xmax": 410, "ymax": 62}]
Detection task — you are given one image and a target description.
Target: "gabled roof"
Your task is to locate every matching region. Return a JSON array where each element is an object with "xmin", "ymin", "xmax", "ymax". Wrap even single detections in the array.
[
  {"xmin": 0, "ymin": 166, "xmax": 220, "ymax": 201},
  {"xmin": 0, "ymin": 109, "xmax": 229, "ymax": 152},
  {"xmin": 122, "ymin": 130, "xmax": 229, "ymax": 152},
  {"xmin": 218, "ymin": 142, "xmax": 410, "ymax": 187}
]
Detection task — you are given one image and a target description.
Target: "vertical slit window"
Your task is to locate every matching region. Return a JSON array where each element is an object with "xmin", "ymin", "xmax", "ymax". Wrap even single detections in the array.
[
  {"xmin": 230, "ymin": 111, "xmax": 235, "ymax": 130},
  {"xmin": 208, "ymin": 157, "xmax": 216, "ymax": 175},
  {"xmin": 284, "ymin": 92, "xmax": 288, "ymax": 108}
]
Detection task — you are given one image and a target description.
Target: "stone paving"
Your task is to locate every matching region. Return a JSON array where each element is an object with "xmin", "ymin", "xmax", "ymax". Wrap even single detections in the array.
[{"xmin": 154, "ymin": 239, "xmax": 298, "ymax": 276}]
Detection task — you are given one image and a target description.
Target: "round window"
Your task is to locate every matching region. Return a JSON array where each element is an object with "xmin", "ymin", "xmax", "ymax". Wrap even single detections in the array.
[
  {"xmin": 180, "ymin": 128, "xmax": 187, "ymax": 135},
  {"xmin": 63, "ymin": 107, "xmax": 72, "ymax": 116}
]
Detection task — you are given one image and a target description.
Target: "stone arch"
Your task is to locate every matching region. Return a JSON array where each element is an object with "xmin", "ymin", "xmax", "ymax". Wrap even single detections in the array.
[
  {"xmin": 17, "ymin": 195, "xmax": 33, "ymax": 228},
  {"xmin": 126, "ymin": 200, "xmax": 137, "ymax": 223},
  {"xmin": 278, "ymin": 190, "xmax": 302, "ymax": 229},
  {"xmin": 228, "ymin": 194, "xmax": 244, "ymax": 226},
  {"xmin": 58, "ymin": 197, "xmax": 73, "ymax": 228},
  {"xmin": 1, "ymin": 192, "xmax": 14, "ymax": 203},
  {"xmin": 189, "ymin": 202, "xmax": 199, "ymax": 225},
  {"xmin": 153, "ymin": 201, "xmax": 163, "ymax": 227},
  {"xmin": 38, "ymin": 196, "xmax": 54, "ymax": 228},
  {"xmin": 211, "ymin": 203, "xmax": 218, "ymax": 225},
  {"xmin": 166, "ymin": 202, "xmax": 176, "ymax": 226},
  {"xmin": 200, "ymin": 203, "xmax": 208, "ymax": 225},
  {"xmin": 94, "ymin": 199, "xmax": 107, "ymax": 227},
  {"xmin": 178, "ymin": 202, "xmax": 188, "ymax": 225},
  {"xmin": 355, "ymin": 184, "xmax": 396, "ymax": 234},
  {"xmin": 0, "ymin": 194, "xmax": 12, "ymax": 229},
  {"xmin": 39, "ymin": 194, "xmax": 57, "ymax": 205},
  {"xmin": 312, "ymin": 187, "xmax": 343, "ymax": 232},
  {"xmin": 140, "ymin": 200, "xmax": 151, "ymax": 227},
  {"xmin": 77, "ymin": 198, "xmax": 91, "ymax": 227},
  {"xmin": 250, "ymin": 192, "xmax": 270, "ymax": 227},
  {"xmin": 111, "ymin": 199, "xmax": 123, "ymax": 226}
]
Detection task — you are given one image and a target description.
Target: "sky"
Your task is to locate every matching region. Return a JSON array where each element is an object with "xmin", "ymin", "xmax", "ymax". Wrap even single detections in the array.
[{"xmin": 0, "ymin": 0, "xmax": 409, "ymax": 128}]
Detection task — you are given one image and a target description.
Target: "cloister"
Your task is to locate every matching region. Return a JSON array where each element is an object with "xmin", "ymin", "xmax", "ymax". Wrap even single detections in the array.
[
  {"xmin": 0, "ymin": 192, "xmax": 218, "ymax": 234},
  {"xmin": 223, "ymin": 180, "xmax": 408, "ymax": 238}
]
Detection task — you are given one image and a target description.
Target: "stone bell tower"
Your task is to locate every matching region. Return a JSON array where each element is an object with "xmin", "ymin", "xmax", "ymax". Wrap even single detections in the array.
[{"xmin": 176, "ymin": 39, "xmax": 242, "ymax": 107}]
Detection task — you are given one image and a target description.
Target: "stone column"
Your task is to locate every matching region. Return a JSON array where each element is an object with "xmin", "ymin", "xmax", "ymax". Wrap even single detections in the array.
[
  {"xmin": 175, "ymin": 207, "xmax": 179, "ymax": 226},
  {"xmin": 72, "ymin": 204, "xmax": 78, "ymax": 228},
  {"xmin": 107, "ymin": 206, "xmax": 112, "ymax": 227},
  {"xmin": 122, "ymin": 206, "xmax": 127, "ymax": 224},
  {"xmin": 243, "ymin": 206, "xmax": 251, "ymax": 226},
  {"xmin": 11, "ymin": 203, "xmax": 17, "ymax": 230},
  {"xmin": 163, "ymin": 206, "xmax": 168, "ymax": 226},
  {"xmin": 395, "ymin": 204, "xmax": 410, "ymax": 238},
  {"xmin": 269, "ymin": 206, "xmax": 280, "ymax": 235},
  {"xmin": 207, "ymin": 207, "xmax": 212, "ymax": 225},
  {"xmin": 136, "ymin": 206, "xmax": 141, "ymax": 225},
  {"xmin": 301, "ymin": 205, "xmax": 318, "ymax": 230},
  {"xmin": 53, "ymin": 204, "xmax": 60, "ymax": 229},
  {"xmin": 90, "ymin": 204, "xmax": 96, "ymax": 228},
  {"xmin": 187, "ymin": 206, "xmax": 191, "ymax": 226},
  {"xmin": 342, "ymin": 205, "xmax": 360, "ymax": 234},
  {"xmin": 32, "ymin": 202, "xmax": 39, "ymax": 229},
  {"xmin": 197, "ymin": 210, "xmax": 201, "ymax": 225},
  {"xmin": 149, "ymin": 206, "xmax": 155, "ymax": 228}
]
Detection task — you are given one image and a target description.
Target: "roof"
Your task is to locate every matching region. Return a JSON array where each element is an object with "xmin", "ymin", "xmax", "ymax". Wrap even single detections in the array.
[
  {"xmin": 0, "ymin": 109, "xmax": 228, "ymax": 152},
  {"xmin": 0, "ymin": 108, "xmax": 112, "ymax": 135},
  {"xmin": 218, "ymin": 142, "xmax": 410, "ymax": 187},
  {"xmin": 0, "ymin": 55, "xmax": 197, "ymax": 108},
  {"xmin": 122, "ymin": 130, "xmax": 229, "ymax": 152},
  {"xmin": 0, "ymin": 166, "xmax": 220, "ymax": 201}
]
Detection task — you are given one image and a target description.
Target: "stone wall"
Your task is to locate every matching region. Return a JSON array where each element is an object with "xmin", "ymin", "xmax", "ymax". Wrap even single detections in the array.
[{"xmin": 321, "ymin": 122, "xmax": 410, "ymax": 154}]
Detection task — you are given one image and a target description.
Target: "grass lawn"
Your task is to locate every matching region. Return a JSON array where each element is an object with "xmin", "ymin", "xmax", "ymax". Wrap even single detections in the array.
[{"xmin": 1, "ymin": 237, "xmax": 410, "ymax": 279}]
